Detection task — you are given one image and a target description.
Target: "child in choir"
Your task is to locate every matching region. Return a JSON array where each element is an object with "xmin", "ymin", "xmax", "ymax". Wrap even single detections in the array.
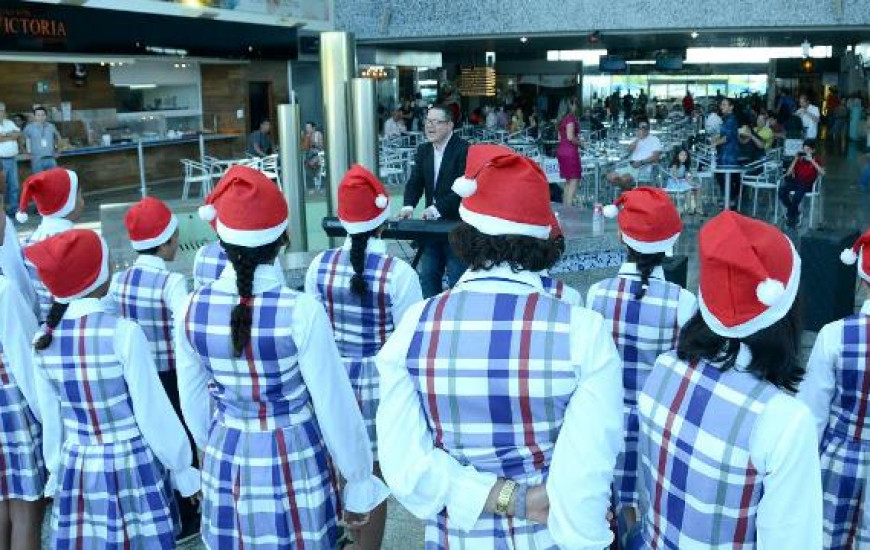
[
  {"xmin": 587, "ymin": 187, "xmax": 697, "ymax": 535},
  {"xmin": 175, "ymin": 166, "xmax": 388, "ymax": 549},
  {"xmin": 538, "ymin": 213, "xmax": 583, "ymax": 307},
  {"xmin": 633, "ymin": 211, "xmax": 822, "ymax": 549},
  {"xmin": 305, "ymin": 164, "xmax": 422, "ymax": 550},
  {"xmin": 376, "ymin": 144, "xmax": 623, "ymax": 548},
  {"xmin": 27, "ymin": 229, "xmax": 199, "ymax": 549},
  {"xmin": 104, "ymin": 196, "xmax": 199, "ymax": 539},
  {"xmin": 0, "ymin": 209, "xmax": 46, "ymax": 550},
  {"xmin": 16, "ymin": 167, "xmax": 84, "ymax": 321},
  {"xmin": 797, "ymin": 229, "xmax": 870, "ymax": 548}
]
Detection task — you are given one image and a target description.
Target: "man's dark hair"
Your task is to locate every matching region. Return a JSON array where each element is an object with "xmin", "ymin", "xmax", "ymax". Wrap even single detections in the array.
[
  {"xmin": 33, "ymin": 106, "xmax": 47, "ymax": 115},
  {"xmin": 449, "ymin": 222, "xmax": 562, "ymax": 273},
  {"xmin": 260, "ymin": 119, "xmax": 271, "ymax": 126},
  {"xmin": 720, "ymin": 97, "xmax": 734, "ymax": 107},
  {"xmin": 803, "ymin": 138, "xmax": 817, "ymax": 150},
  {"xmin": 428, "ymin": 104, "xmax": 452, "ymax": 122}
]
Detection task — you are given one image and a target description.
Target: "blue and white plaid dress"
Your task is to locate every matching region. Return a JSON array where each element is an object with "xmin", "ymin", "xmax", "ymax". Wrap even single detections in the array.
[
  {"xmin": 183, "ymin": 285, "xmax": 341, "ymax": 549},
  {"xmin": 539, "ymin": 274, "xmax": 583, "ymax": 307},
  {"xmin": 589, "ymin": 274, "xmax": 682, "ymax": 511},
  {"xmin": 310, "ymin": 247, "xmax": 398, "ymax": 456},
  {"xmin": 0, "ymin": 347, "xmax": 44, "ymax": 501},
  {"xmin": 818, "ymin": 314, "xmax": 870, "ymax": 549},
  {"xmin": 22, "ymin": 219, "xmax": 75, "ymax": 322},
  {"xmin": 192, "ymin": 241, "xmax": 227, "ymax": 290},
  {"xmin": 36, "ymin": 311, "xmax": 176, "ymax": 549},
  {"xmin": 637, "ymin": 352, "xmax": 778, "ymax": 548},
  {"xmin": 405, "ymin": 285, "xmax": 575, "ymax": 549}
]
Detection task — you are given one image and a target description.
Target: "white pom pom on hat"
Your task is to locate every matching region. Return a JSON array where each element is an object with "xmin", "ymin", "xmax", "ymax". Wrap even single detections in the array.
[
  {"xmin": 602, "ymin": 204, "xmax": 619, "ymax": 218},
  {"xmin": 756, "ymin": 278, "xmax": 785, "ymax": 306},
  {"xmin": 15, "ymin": 211, "xmax": 28, "ymax": 224},
  {"xmin": 841, "ymin": 248, "xmax": 859, "ymax": 266},
  {"xmin": 452, "ymin": 176, "xmax": 478, "ymax": 198},
  {"xmin": 198, "ymin": 204, "xmax": 216, "ymax": 222},
  {"xmin": 374, "ymin": 194, "xmax": 388, "ymax": 209}
]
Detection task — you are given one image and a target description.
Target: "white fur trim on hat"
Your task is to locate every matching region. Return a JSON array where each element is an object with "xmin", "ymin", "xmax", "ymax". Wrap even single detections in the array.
[
  {"xmin": 459, "ymin": 204, "xmax": 551, "ymax": 239},
  {"xmin": 198, "ymin": 204, "xmax": 216, "ymax": 222},
  {"xmin": 698, "ymin": 239, "xmax": 801, "ymax": 339},
  {"xmin": 130, "ymin": 214, "xmax": 179, "ymax": 251},
  {"xmin": 602, "ymin": 204, "xmax": 619, "ymax": 218},
  {"xmin": 46, "ymin": 170, "xmax": 79, "ymax": 220},
  {"xmin": 452, "ymin": 176, "xmax": 478, "ymax": 198},
  {"xmin": 756, "ymin": 278, "xmax": 785, "ymax": 306},
  {"xmin": 621, "ymin": 231, "xmax": 681, "ymax": 256},
  {"xmin": 841, "ymin": 248, "xmax": 858, "ymax": 265},
  {"xmin": 216, "ymin": 218, "xmax": 288, "ymax": 248},
  {"xmin": 54, "ymin": 237, "xmax": 110, "ymax": 304},
  {"xmin": 339, "ymin": 204, "xmax": 391, "ymax": 235},
  {"xmin": 15, "ymin": 211, "xmax": 28, "ymax": 223},
  {"xmin": 375, "ymin": 194, "xmax": 389, "ymax": 209}
]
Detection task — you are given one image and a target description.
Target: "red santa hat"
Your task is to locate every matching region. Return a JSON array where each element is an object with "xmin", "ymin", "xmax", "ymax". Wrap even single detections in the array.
[
  {"xmin": 603, "ymin": 187, "xmax": 682, "ymax": 255},
  {"xmin": 338, "ymin": 164, "xmax": 390, "ymax": 234},
  {"xmin": 840, "ymin": 228, "xmax": 870, "ymax": 283},
  {"xmin": 23, "ymin": 229, "xmax": 109, "ymax": 303},
  {"xmin": 698, "ymin": 211, "xmax": 801, "ymax": 338},
  {"xmin": 124, "ymin": 197, "xmax": 179, "ymax": 251},
  {"xmin": 451, "ymin": 144, "xmax": 553, "ymax": 239},
  {"xmin": 198, "ymin": 165, "xmax": 288, "ymax": 247},
  {"xmin": 16, "ymin": 168, "xmax": 79, "ymax": 223}
]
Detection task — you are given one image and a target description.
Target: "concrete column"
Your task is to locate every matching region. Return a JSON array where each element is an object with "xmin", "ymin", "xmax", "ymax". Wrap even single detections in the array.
[
  {"xmin": 278, "ymin": 103, "xmax": 308, "ymax": 252},
  {"xmin": 350, "ymin": 77, "xmax": 379, "ymax": 174},
  {"xmin": 319, "ymin": 31, "xmax": 356, "ymax": 215}
]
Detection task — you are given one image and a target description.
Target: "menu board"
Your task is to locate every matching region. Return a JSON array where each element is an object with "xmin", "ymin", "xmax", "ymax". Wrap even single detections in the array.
[{"xmin": 459, "ymin": 67, "xmax": 496, "ymax": 97}]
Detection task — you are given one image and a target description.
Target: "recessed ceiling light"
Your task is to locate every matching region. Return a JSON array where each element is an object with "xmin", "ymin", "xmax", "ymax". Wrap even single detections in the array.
[
  {"xmin": 520, "ymin": 36, "xmax": 528, "ymax": 43},
  {"xmin": 691, "ymin": 31, "xmax": 699, "ymax": 39}
]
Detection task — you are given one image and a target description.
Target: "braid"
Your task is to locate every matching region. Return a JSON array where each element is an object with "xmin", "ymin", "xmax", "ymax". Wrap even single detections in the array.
[
  {"xmin": 627, "ymin": 248, "xmax": 666, "ymax": 300},
  {"xmin": 222, "ymin": 234, "xmax": 288, "ymax": 358},
  {"xmin": 34, "ymin": 301, "xmax": 69, "ymax": 351},
  {"xmin": 349, "ymin": 232, "xmax": 374, "ymax": 297}
]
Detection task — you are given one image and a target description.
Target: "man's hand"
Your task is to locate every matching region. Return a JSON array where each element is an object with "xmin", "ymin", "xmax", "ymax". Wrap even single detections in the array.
[
  {"xmin": 397, "ymin": 206, "xmax": 414, "ymax": 220},
  {"xmin": 421, "ymin": 205, "xmax": 441, "ymax": 220}
]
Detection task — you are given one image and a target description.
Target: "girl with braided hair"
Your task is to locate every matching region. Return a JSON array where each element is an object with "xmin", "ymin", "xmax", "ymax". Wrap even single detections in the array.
[
  {"xmin": 175, "ymin": 166, "xmax": 388, "ymax": 549},
  {"xmin": 305, "ymin": 165, "xmax": 421, "ymax": 550},
  {"xmin": 586, "ymin": 187, "xmax": 697, "ymax": 539}
]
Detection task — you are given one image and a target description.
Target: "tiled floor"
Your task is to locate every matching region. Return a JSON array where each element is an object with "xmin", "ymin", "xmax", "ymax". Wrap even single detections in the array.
[{"xmin": 35, "ymin": 140, "xmax": 870, "ymax": 549}]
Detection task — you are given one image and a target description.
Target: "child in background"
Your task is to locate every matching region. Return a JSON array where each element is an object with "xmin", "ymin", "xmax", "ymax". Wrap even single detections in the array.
[
  {"xmin": 666, "ymin": 147, "xmax": 697, "ymax": 214},
  {"xmin": 778, "ymin": 138, "xmax": 825, "ymax": 228}
]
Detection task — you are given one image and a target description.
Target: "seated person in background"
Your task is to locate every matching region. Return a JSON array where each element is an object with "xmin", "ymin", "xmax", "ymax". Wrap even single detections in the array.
[
  {"xmin": 754, "ymin": 113, "xmax": 775, "ymax": 150},
  {"xmin": 246, "ymin": 119, "xmax": 274, "ymax": 157},
  {"xmin": 667, "ymin": 147, "xmax": 698, "ymax": 213},
  {"xmin": 778, "ymin": 139, "xmax": 825, "ymax": 228},
  {"xmin": 383, "ymin": 108, "xmax": 406, "ymax": 138},
  {"xmin": 737, "ymin": 125, "xmax": 766, "ymax": 167},
  {"xmin": 606, "ymin": 121, "xmax": 662, "ymax": 191}
]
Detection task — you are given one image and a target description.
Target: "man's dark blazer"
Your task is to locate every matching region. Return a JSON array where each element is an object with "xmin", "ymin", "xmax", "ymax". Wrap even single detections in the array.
[{"xmin": 403, "ymin": 134, "xmax": 469, "ymax": 220}]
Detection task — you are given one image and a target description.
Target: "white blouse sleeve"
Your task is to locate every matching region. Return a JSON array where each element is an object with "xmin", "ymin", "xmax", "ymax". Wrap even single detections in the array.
[
  {"xmin": 33, "ymin": 357, "xmax": 62, "ymax": 497},
  {"xmin": 164, "ymin": 272, "xmax": 190, "ymax": 319},
  {"xmin": 751, "ymin": 395, "xmax": 823, "ymax": 550},
  {"xmin": 0, "ymin": 278, "xmax": 41, "ymax": 420},
  {"xmin": 192, "ymin": 246, "xmax": 208, "ymax": 290},
  {"xmin": 0, "ymin": 219, "xmax": 37, "ymax": 314},
  {"xmin": 547, "ymin": 308, "xmax": 624, "ymax": 549},
  {"xmin": 585, "ymin": 281, "xmax": 602, "ymax": 310},
  {"xmin": 173, "ymin": 294, "xmax": 212, "ymax": 450},
  {"xmin": 116, "ymin": 318, "xmax": 200, "ymax": 497},
  {"xmin": 375, "ymin": 300, "xmax": 498, "ymax": 532},
  {"xmin": 303, "ymin": 252, "xmax": 324, "ymax": 297},
  {"xmin": 292, "ymin": 293, "xmax": 390, "ymax": 513},
  {"xmin": 676, "ymin": 289, "xmax": 699, "ymax": 327},
  {"xmin": 797, "ymin": 322, "xmax": 839, "ymax": 441},
  {"xmin": 388, "ymin": 259, "xmax": 423, "ymax": 325}
]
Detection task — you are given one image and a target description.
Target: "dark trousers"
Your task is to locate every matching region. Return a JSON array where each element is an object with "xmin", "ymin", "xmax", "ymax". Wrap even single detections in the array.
[
  {"xmin": 418, "ymin": 238, "xmax": 467, "ymax": 298},
  {"xmin": 778, "ymin": 176, "xmax": 811, "ymax": 220},
  {"xmin": 158, "ymin": 369, "xmax": 201, "ymax": 537},
  {"xmin": 715, "ymin": 172, "xmax": 742, "ymax": 207}
]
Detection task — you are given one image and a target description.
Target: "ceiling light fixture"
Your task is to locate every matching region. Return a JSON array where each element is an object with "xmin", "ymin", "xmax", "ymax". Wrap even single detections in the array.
[
  {"xmin": 520, "ymin": 36, "xmax": 528, "ymax": 43},
  {"xmin": 691, "ymin": 31, "xmax": 699, "ymax": 39}
]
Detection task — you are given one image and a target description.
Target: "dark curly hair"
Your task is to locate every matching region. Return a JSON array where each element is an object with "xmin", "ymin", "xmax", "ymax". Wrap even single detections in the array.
[
  {"xmin": 449, "ymin": 222, "xmax": 562, "ymax": 273},
  {"xmin": 220, "ymin": 233, "xmax": 288, "ymax": 357},
  {"xmin": 677, "ymin": 291, "xmax": 804, "ymax": 393}
]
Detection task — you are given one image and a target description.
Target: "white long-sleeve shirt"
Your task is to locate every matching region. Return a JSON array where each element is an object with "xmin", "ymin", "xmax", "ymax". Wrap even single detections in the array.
[
  {"xmin": 103, "ymin": 255, "xmax": 189, "ymax": 319},
  {"xmin": 586, "ymin": 263, "xmax": 698, "ymax": 327},
  {"xmin": 375, "ymin": 265, "xmax": 624, "ymax": 548},
  {"xmin": 0, "ymin": 217, "xmax": 37, "ymax": 314},
  {"xmin": 0, "ymin": 275, "xmax": 41, "ymax": 421},
  {"xmin": 33, "ymin": 298, "xmax": 200, "ymax": 498},
  {"xmin": 798, "ymin": 300, "xmax": 870, "ymax": 440},
  {"xmin": 304, "ymin": 237, "xmax": 423, "ymax": 326},
  {"xmin": 174, "ymin": 263, "xmax": 389, "ymax": 512},
  {"xmin": 24, "ymin": 216, "xmax": 74, "ymax": 244}
]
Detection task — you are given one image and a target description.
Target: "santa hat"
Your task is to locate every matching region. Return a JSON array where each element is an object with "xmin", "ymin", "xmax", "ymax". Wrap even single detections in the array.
[
  {"xmin": 451, "ymin": 144, "xmax": 553, "ymax": 239},
  {"xmin": 338, "ymin": 164, "xmax": 390, "ymax": 234},
  {"xmin": 198, "ymin": 166, "xmax": 288, "ymax": 247},
  {"xmin": 125, "ymin": 197, "xmax": 179, "ymax": 251},
  {"xmin": 698, "ymin": 211, "xmax": 801, "ymax": 338},
  {"xmin": 603, "ymin": 187, "xmax": 682, "ymax": 255},
  {"xmin": 840, "ymin": 228, "xmax": 870, "ymax": 283},
  {"xmin": 23, "ymin": 229, "xmax": 109, "ymax": 303},
  {"xmin": 16, "ymin": 168, "xmax": 79, "ymax": 223}
]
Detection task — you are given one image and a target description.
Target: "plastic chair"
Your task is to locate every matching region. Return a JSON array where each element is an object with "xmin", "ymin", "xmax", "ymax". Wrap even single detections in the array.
[
  {"xmin": 180, "ymin": 159, "xmax": 213, "ymax": 199},
  {"xmin": 259, "ymin": 154, "xmax": 281, "ymax": 184},
  {"xmin": 738, "ymin": 160, "xmax": 781, "ymax": 219}
]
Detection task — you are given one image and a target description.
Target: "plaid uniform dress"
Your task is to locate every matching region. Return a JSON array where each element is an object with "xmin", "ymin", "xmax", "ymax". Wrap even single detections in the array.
[
  {"xmin": 23, "ymin": 255, "xmax": 52, "ymax": 323},
  {"xmin": 539, "ymin": 275, "xmax": 582, "ymax": 307},
  {"xmin": 819, "ymin": 314, "xmax": 870, "ymax": 549},
  {"xmin": 0, "ymin": 343, "xmax": 45, "ymax": 500},
  {"xmin": 590, "ymin": 275, "xmax": 681, "ymax": 510},
  {"xmin": 184, "ymin": 285, "xmax": 340, "ymax": 549},
  {"xmin": 312, "ymin": 248, "xmax": 397, "ymax": 456},
  {"xmin": 193, "ymin": 241, "xmax": 228, "ymax": 289},
  {"xmin": 406, "ymin": 285, "xmax": 575, "ymax": 549},
  {"xmin": 37, "ymin": 312, "xmax": 176, "ymax": 549},
  {"xmin": 637, "ymin": 352, "xmax": 778, "ymax": 549}
]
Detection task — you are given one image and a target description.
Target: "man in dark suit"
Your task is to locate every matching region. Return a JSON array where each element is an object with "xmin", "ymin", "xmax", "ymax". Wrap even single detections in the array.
[{"xmin": 398, "ymin": 104, "xmax": 469, "ymax": 297}]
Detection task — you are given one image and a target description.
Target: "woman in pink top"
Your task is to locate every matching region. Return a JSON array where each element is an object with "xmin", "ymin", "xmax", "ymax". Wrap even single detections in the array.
[{"xmin": 557, "ymin": 97, "xmax": 583, "ymax": 206}]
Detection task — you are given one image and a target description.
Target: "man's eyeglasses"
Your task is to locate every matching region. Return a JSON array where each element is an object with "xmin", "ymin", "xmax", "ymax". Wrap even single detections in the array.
[{"xmin": 425, "ymin": 119, "xmax": 449, "ymax": 126}]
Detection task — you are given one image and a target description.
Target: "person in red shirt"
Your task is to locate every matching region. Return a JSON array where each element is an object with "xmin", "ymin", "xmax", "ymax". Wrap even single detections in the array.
[
  {"xmin": 778, "ymin": 139, "xmax": 826, "ymax": 227},
  {"xmin": 682, "ymin": 92, "xmax": 695, "ymax": 117}
]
